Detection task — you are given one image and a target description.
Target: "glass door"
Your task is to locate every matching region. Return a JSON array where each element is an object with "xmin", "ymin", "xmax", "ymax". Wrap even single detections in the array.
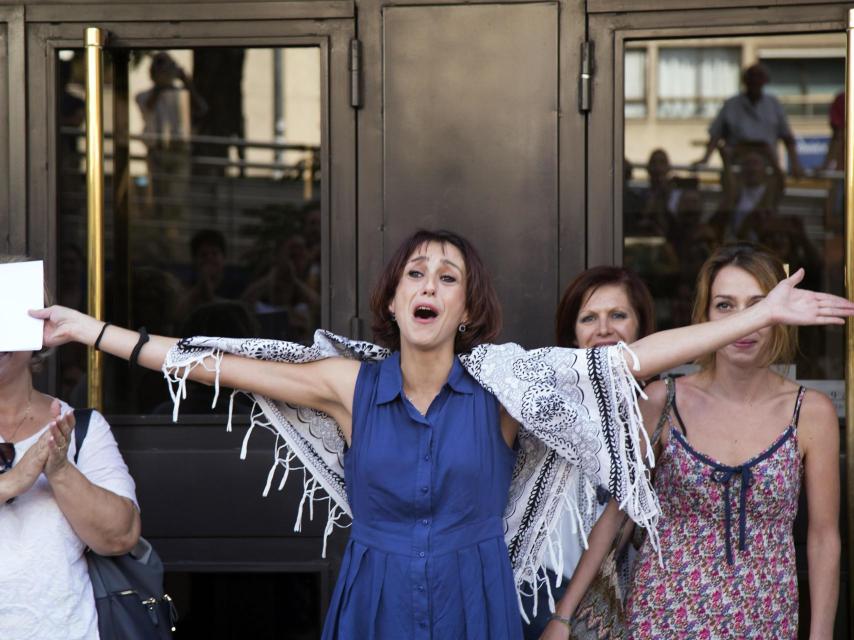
[
  {"xmin": 27, "ymin": 16, "xmax": 357, "ymax": 416},
  {"xmin": 588, "ymin": 4, "xmax": 853, "ymax": 637},
  {"xmin": 26, "ymin": 13, "xmax": 357, "ymax": 635},
  {"xmin": 60, "ymin": 42, "xmax": 327, "ymax": 414}
]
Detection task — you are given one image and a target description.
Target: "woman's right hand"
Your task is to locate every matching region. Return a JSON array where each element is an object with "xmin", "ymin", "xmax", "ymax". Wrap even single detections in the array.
[
  {"xmin": 29, "ymin": 306, "xmax": 102, "ymax": 348},
  {"xmin": 0, "ymin": 432, "xmax": 49, "ymax": 500}
]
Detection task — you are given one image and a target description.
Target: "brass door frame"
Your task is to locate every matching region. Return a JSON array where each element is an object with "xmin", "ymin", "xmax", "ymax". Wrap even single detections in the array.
[
  {"xmin": 589, "ymin": 3, "xmax": 853, "ymax": 629},
  {"xmin": 845, "ymin": 9, "xmax": 854, "ymax": 631},
  {"xmin": 84, "ymin": 26, "xmax": 105, "ymax": 409}
]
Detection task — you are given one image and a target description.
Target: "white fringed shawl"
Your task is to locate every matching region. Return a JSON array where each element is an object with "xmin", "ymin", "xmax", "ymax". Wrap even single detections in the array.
[{"xmin": 162, "ymin": 330, "xmax": 659, "ymax": 618}]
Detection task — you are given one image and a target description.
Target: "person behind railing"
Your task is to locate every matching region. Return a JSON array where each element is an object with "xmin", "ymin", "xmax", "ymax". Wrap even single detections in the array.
[
  {"xmin": 667, "ymin": 188, "xmax": 721, "ymax": 329},
  {"xmin": 821, "ymin": 92, "xmax": 845, "ymax": 174},
  {"xmin": 625, "ymin": 149, "xmax": 680, "ymax": 238},
  {"xmin": 695, "ymin": 63, "xmax": 804, "ymax": 179},
  {"xmin": 820, "ymin": 91, "xmax": 845, "ymax": 235},
  {"xmin": 711, "ymin": 149, "xmax": 784, "ymax": 243},
  {"xmin": 241, "ymin": 233, "xmax": 320, "ymax": 344},
  {"xmin": 182, "ymin": 229, "xmax": 239, "ymax": 314},
  {"xmin": 135, "ymin": 52, "xmax": 208, "ymax": 217}
]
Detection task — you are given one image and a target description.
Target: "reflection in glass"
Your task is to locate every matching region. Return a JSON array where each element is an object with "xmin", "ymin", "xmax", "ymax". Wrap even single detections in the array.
[
  {"xmin": 56, "ymin": 47, "xmax": 322, "ymax": 415},
  {"xmin": 657, "ymin": 47, "xmax": 740, "ymax": 119},
  {"xmin": 623, "ymin": 33, "xmax": 845, "ymax": 384}
]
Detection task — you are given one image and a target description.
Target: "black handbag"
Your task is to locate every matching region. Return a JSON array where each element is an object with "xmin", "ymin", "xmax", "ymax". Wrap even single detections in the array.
[{"xmin": 73, "ymin": 409, "xmax": 178, "ymax": 640}]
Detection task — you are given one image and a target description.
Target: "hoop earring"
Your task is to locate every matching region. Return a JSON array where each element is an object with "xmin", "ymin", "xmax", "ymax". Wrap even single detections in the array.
[{"xmin": 458, "ymin": 323, "xmax": 467, "ymax": 333}]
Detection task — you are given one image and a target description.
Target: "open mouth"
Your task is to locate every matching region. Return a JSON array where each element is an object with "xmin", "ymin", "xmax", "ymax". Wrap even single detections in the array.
[{"xmin": 413, "ymin": 305, "xmax": 439, "ymax": 320}]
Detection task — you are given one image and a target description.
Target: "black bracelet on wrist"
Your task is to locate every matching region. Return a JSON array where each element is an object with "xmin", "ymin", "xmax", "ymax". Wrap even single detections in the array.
[
  {"xmin": 129, "ymin": 327, "xmax": 150, "ymax": 368},
  {"xmin": 549, "ymin": 613, "xmax": 572, "ymax": 629},
  {"xmin": 94, "ymin": 322, "xmax": 112, "ymax": 351}
]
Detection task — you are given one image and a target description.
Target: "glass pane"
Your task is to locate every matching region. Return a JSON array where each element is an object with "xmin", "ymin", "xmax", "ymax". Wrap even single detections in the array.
[
  {"xmin": 624, "ymin": 49, "xmax": 647, "ymax": 119},
  {"xmin": 623, "ymin": 32, "xmax": 846, "ymax": 409},
  {"xmin": 56, "ymin": 47, "xmax": 322, "ymax": 416},
  {"xmin": 656, "ymin": 47, "xmax": 740, "ymax": 119}
]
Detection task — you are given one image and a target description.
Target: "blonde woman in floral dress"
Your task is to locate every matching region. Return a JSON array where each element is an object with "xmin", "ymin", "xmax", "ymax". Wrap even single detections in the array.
[
  {"xmin": 544, "ymin": 243, "xmax": 839, "ymax": 640},
  {"xmin": 624, "ymin": 243, "xmax": 839, "ymax": 639}
]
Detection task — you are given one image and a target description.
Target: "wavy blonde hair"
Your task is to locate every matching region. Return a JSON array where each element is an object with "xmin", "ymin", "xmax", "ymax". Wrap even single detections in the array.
[{"xmin": 692, "ymin": 243, "xmax": 797, "ymax": 371}]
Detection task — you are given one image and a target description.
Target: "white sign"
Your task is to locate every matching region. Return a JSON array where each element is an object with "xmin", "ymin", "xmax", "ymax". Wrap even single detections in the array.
[{"xmin": 0, "ymin": 260, "xmax": 44, "ymax": 351}]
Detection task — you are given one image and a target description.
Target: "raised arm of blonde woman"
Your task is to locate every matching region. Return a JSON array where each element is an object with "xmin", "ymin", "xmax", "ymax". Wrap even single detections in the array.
[{"xmin": 628, "ymin": 269, "xmax": 854, "ymax": 380}]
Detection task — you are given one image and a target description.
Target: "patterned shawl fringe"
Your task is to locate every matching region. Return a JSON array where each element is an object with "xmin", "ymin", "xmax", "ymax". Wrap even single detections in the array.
[{"xmin": 161, "ymin": 331, "xmax": 660, "ymax": 618}]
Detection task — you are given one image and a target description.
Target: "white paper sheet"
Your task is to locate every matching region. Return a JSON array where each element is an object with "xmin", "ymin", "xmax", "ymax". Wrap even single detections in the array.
[{"xmin": 0, "ymin": 260, "xmax": 44, "ymax": 351}]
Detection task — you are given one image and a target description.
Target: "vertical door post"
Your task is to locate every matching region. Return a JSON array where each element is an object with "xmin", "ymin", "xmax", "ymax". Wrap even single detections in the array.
[
  {"xmin": 85, "ymin": 27, "xmax": 106, "ymax": 410},
  {"xmin": 845, "ymin": 9, "xmax": 854, "ymax": 620}
]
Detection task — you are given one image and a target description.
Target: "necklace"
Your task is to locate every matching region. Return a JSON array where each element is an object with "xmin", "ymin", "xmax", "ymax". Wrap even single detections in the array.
[{"xmin": 1, "ymin": 390, "xmax": 33, "ymax": 444}]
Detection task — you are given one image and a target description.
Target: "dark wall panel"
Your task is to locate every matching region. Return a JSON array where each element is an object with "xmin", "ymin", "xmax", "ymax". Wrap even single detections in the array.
[{"xmin": 383, "ymin": 3, "xmax": 559, "ymax": 347}]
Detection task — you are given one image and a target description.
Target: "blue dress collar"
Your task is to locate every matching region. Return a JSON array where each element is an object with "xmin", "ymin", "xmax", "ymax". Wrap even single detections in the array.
[{"xmin": 375, "ymin": 352, "xmax": 476, "ymax": 405}]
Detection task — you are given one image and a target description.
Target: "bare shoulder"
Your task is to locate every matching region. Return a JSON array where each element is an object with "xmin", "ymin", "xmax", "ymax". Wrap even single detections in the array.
[
  {"xmin": 639, "ymin": 377, "xmax": 672, "ymax": 438},
  {"xmin": 797, "ymin": 388, "xmax": 839, "ymax": 445},
  {"xmin": 641, "ymin": 378, "xmax": 669, "ymax": 410},
  {"xmin": 641, "ymin": 373, "xmax": 693, "ymax": 409}
]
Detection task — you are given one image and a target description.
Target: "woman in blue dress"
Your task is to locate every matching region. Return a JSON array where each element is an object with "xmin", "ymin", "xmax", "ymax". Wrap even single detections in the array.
[{"xmin": 34, "ymin": 229, "xmax": 854, "ymax": 639}]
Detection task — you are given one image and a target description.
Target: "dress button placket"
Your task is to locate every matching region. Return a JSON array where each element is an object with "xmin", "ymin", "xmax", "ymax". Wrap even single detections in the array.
[{"xmin": 411, "ymin": 416, "xmax": 433, "ymax": 639}]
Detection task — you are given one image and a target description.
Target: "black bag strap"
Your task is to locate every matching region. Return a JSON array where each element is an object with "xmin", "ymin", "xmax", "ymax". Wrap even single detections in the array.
[
  {"xmin": 651, "ymin": 376, "xmax": 678, "ymax": 449},
  {"xmin": 608, "ymin": 376, "xmax": 678, "ymax": 553},
  {"xmin": 73, "ymin": 408, "xmax": 95, "ymax": 465}
]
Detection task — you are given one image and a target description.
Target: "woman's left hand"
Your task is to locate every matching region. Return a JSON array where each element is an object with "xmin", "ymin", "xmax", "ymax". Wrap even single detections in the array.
[
  {"xmin": 43, "ymin": 400, "xmax": 75, "ymax": 478},
  {"xmin": 764, "ymin": 269, "xmax": 854, "ymax": 326}
]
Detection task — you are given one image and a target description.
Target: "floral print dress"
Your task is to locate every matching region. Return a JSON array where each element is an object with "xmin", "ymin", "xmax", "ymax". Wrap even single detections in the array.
[{"xmin": 626, "ymin": 382, "xmax": 805, "ymax": 639}]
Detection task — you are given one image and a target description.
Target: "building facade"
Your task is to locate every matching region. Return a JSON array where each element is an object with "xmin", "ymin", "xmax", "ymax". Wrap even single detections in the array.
[{"xmin": 0, "ymin": 0, "xmax": 851, "ymax": 637}]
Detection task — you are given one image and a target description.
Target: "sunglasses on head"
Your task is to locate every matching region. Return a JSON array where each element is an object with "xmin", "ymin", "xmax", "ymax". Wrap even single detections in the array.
[{"xmin": 0, "ymin": 442, "xmax": 14, "ymax": 473}]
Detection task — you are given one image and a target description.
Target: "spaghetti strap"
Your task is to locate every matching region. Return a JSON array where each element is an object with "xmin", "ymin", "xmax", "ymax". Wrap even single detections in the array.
[
  {"xmin": 670, "ymin": 382, "xmax": 688, "ymax": 437},
  {"xmin": 791, "ymin": 386, "xmax": 807, "ymax": 429},
  {"xmin": 651, "ymin": 376, "xmax": 677, "ymax": 447}
]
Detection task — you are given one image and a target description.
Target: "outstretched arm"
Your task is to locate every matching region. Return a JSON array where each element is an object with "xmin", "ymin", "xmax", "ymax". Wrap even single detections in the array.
[
  {"xmin": 31, "ymin": 307, "xmax": 360, "ymax": 440},
  {"xmin": 627, "ymin": 269, "xmax": 854, "ymax": 379}
]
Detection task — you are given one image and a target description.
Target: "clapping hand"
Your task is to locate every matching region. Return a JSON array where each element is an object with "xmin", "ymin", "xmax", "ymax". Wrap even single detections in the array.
[
  {"xmin": 3, "ymin": 431, "xmax": 49, "ymax": 499},
  {"xmin": 44, "ymin": 400, "xmax": 75, "ymax": 478}
]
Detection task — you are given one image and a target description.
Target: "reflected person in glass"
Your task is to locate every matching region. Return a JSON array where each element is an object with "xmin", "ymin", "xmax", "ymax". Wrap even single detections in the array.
[{"xmin": 695, "ymin": 63, "xmax": 804, "ymax": 178}]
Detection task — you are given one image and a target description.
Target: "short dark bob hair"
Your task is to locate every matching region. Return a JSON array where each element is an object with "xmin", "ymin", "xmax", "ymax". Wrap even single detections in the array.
[
  {"xmin": 555, "ymin": 266, "xmax": 655, "ymax": 347},
  {"xmin": 370, "ymin": 229, "xmax": 502, "ymax": 353}
]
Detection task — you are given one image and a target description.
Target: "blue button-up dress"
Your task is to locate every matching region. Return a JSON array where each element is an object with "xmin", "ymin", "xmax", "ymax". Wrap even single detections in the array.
[{"xmin": 322, "ymin": 352, "xmax": 521, "ymax": 639}]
